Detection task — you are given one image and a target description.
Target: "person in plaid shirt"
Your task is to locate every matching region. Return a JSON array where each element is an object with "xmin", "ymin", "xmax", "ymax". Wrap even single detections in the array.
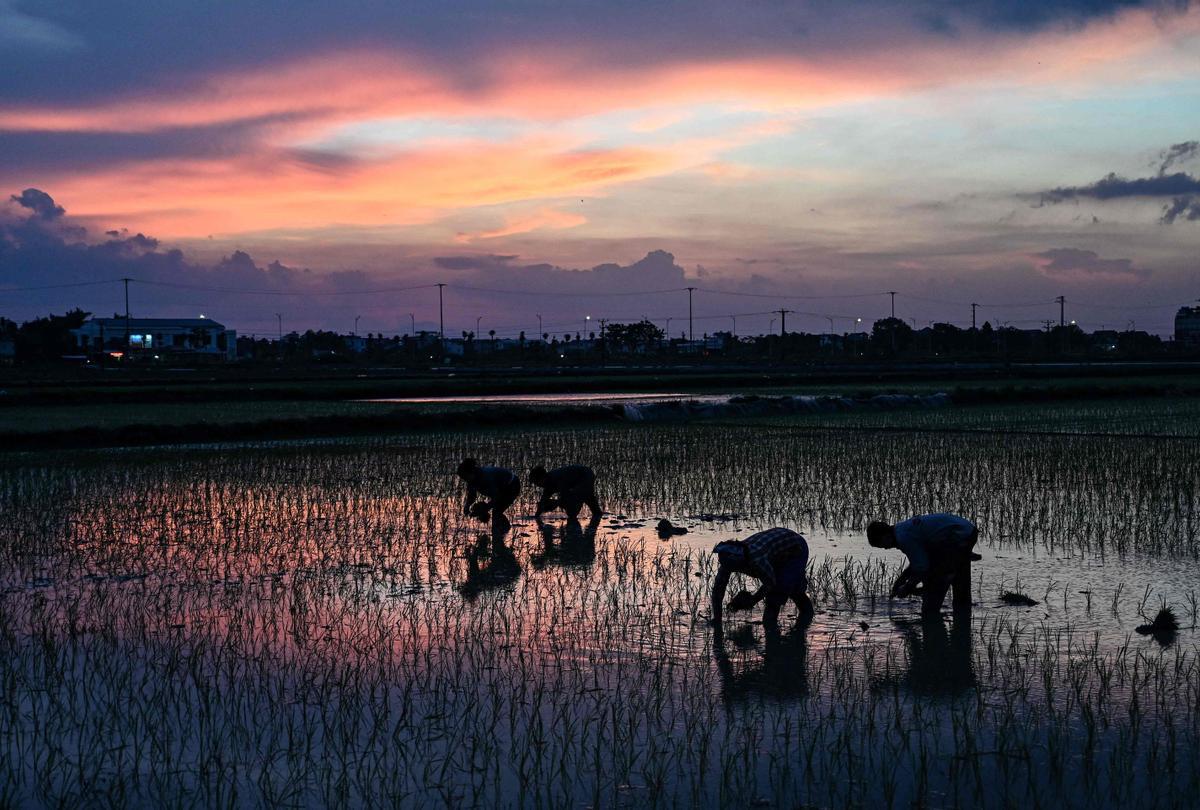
[{"xmin": 710, "ymin": 527, "xmax": 813, "ymax": 627}]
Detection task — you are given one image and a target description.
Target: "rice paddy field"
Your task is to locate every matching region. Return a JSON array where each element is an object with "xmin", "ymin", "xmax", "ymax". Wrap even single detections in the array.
[{"xmin": 2, "ymin": 408, "xmax": 1199, "ymax": 808}]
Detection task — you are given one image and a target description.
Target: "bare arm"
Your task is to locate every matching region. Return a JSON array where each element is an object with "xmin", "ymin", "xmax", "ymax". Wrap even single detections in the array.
[{"xmin": 710, "ymin": 565, "xmax": 731, "ymax": 626}]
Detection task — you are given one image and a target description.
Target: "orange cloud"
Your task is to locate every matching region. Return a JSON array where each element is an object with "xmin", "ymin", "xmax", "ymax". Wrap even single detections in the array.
[
  {"xmin": 456, "ymin": 207, "xmax": 587, "ymax": 242},
  {"xmin": 33, "ymin": 136, "xmax": 696, "ymax": 237},
  {"xmin": 0, "ymin": 6, "xmax": 1194, "ymax": 242}
]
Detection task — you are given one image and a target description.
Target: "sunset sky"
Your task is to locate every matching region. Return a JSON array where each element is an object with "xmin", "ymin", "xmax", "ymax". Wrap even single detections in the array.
[{"xmin": 1, "ymin": 1, "xmax": 1198, "ymax": 336}]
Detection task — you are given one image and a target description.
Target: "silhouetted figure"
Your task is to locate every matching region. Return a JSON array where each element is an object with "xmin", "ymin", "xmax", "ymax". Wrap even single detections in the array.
[
  {"xmin": 458, "ymin": 458, "xmax": 520, "ymax": 528},
  {"xmin": 874, "ymin": 616, "xmax": 976, "ymax": 697},
  {"xmin": 531, "ymin": 513, "xmax": 599, "ymax": 569},
  {"xmin": 713, "ymin": 621, "xmax": 810, "ymax": 705},
  {"xmin": 459, "ymin": 521, "xmax": 522, "ymax": 600},
  {"xmin": 868, "ymin": 513, "xmax": 980, "ymax": 617},
  {"xmin": 710, "ymin": 528, "xmax": 814, "ymax": 628},
  {"xmin": 530, "ymin": 464, "xmax": 602, "ymax": 519}
]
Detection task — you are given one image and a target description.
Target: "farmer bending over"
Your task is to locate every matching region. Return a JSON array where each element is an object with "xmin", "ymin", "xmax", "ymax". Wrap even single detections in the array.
[
  {"xmin": 867, "ymin": 513, "xmax": 980, "ymax": 616},
  {"xmin": 710, "ymin": 528, "xmax": 813, "ymax": 628},
  {"xmin": 457, "ymin": 458, "xmax": 520, "ymax": 527},
  {"xmin": 529, "ymin": 464, "xmax": 602, "ymax": 519}
]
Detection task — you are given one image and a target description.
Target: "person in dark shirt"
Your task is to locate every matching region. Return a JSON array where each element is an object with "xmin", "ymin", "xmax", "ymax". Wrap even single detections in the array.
[
  {"xmin": 457, "ymin": 458, "xmax": 520, "ymax": 527},
  {"xmin": 529, "ymin": 464, "xmax": 602, "ymax": 519},
  {"xmin": 710, "ymin": 528, "xmax": 813, "ymax": 628}
]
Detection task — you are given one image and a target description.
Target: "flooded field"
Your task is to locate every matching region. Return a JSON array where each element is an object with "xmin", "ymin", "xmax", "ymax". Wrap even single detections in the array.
[{"xmin": 2, "ymin": 418, "xmax": 1199, "ymax": 807}]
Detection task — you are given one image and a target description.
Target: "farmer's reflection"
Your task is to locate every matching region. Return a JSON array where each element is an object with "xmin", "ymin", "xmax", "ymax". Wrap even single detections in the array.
[
  {"xmin": 713, "ymin": 622, "xmax": 810, "ymax": 705},
  {"xmin": 531, "ymin": 514, "xmax": 599, "ymax": 569},
  {"xmin": 876, "ymin": 617, "xmax": 975, "ymax": 697},
  {"xmin": 459, "ymin": 520, "xmax": 521, "ymax": 600}
]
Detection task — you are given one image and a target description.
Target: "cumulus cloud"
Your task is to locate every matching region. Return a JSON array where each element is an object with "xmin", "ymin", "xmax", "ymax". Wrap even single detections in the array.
[
  {"xmin": 1033, "ymin": 247, "xmax": 1151, "ymax": 280},
  {"xmin": 10, "ymin": 187, "xmax": 64, "ymax": 220},
  {"xmin": 0, "ymin": 188, "xmax": 686, "ymax": 333}
]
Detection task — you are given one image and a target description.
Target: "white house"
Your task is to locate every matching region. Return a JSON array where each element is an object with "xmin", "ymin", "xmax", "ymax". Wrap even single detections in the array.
[{"xmin": 72, "ymin": 317, "xmax": 237, "ymax": 361}]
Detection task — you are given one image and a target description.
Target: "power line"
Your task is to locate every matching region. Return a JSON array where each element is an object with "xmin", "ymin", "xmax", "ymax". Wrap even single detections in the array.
[
  {"xmin": 1, "ymin": 278, "xmax": 124, "ymax": 292},
  {"xmin": 130, "ymin": 279, "xmax": 440, "ymax": 296},
  {"xmin": 447, "ymin": 283, "xmax": 688, "ymax": 298}
]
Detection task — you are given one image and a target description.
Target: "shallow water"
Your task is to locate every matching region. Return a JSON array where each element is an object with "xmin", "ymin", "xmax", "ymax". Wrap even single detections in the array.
[
  {"xmin": 1, "ymin": 423, "xmax": 1197, "ymax": 808},
  {"xmin": 360, "ymin": 391, "xmax": 698, "ymax": 404}
]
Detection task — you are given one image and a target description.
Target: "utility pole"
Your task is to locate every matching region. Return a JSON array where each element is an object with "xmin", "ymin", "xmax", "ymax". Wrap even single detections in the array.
[
  {"xmin": 971, "ymin": 303, "xmax": 978, "ymax": 330},
  {"xmin": 1056, "ymin": 295, "xmax": 1065, "ymax": 327},
  {"xmin": 354, "ymin": 315, "xmax": 361, "ymax": 336},
  {"xmin": 122, "ymin": 277, "xmax": 131, "ymax": 349},
  {"xmin": 536, "ymin": 313, "xmax": 542, "ymax": 336},
  {"xmin": 409, "ymin": 313, "xmax": 415, "ymax": 335},
  {"xmin": 777, "ymin": 309, "xmax": 792, "ymax": 336},
  {"xmin": 730, "ymin": 315, "xmax": 736, "ymax": 337},
  {"xmin": 599, "ymin": 318, "xmax": 607, "ymax": 363},
  {"xmin": 436, "ymin": 283, "xmax": 446, "ymax": 355},
  {"xmin": 888, "ymin": 291, "xmax": 896, "ymax": 319},
  {"xmin": 686, "ymin": 287, "xmax": 695, "ymax": 343},
  {"xmin": 275, "ymin": 313, "xmax": 283, "ymax": 358}
]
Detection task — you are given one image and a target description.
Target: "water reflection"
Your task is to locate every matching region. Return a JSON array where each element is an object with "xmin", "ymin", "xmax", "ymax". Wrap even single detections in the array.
[
  {"xmin": 874, "ymin": 617, "xmax": 975, "ymax": 697},
  {"xmin": 713, "ymin": 621, "xmax": 811, "ymax": 705},
  {"xmin": 458, "ymin": 519, "xmax": 522, "ymax": 599},
  {"xmin": 531, "ymin": 514, "xmax": 600, "ymax": 569}
]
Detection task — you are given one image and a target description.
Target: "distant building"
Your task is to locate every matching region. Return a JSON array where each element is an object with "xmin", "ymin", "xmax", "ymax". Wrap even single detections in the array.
[
  {"xmin": 71, "ymin": 317, "xmax": 237, "ymax": 361},
  {"xmin": 1175, "ymin": 306, "xmax": 1200, "ymax": 345}
]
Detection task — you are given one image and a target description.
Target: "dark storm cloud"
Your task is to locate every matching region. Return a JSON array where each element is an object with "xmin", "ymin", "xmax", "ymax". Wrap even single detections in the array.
[
  {"xmin": 435, "ymin": 250, "xmax": 686, "ymax": 294},
  {"xmin": 0, "ymin": 1, "xmax": 1188, "ymax": 108},
  {"xmin": 10, "ymin": 187, "xmax": 63, "ymax": 219},
  {"xmin": 0, "ymin": 116, "xmax": 299, "ymax": 175},
  {"xmin": 1157, "ymin": 140, "xmax": 1199, "ymax": 174},
  {"xmin": 1161, "ymin": 196, "xmax": 1200, "ymax": 223},
  {"xmin": 1040, "ymin": 172, "xmax": 1200, "ymax": 203},
  {"xmin": 1034, "ymin": 247, "xmax": 1150, "ymax": 279},
  {"xmin": 433, "ymin": 255, "xmax": 519, "ymax": 271}
]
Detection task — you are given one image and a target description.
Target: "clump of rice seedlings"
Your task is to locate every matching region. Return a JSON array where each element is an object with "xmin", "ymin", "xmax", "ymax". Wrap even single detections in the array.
[
  {"xmin": 1001, "ymin": 591, "xmax": 1039, "ymax": 607},
  {"xmin": 1136, "ymin": 603, "xmax": 1180, "ymax": 643}
]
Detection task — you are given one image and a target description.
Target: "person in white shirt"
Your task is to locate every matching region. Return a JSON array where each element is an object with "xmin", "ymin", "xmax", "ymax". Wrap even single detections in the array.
[{"xmin": 867, "ymin": 513, "xmax": 980, "ymax": 616}]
